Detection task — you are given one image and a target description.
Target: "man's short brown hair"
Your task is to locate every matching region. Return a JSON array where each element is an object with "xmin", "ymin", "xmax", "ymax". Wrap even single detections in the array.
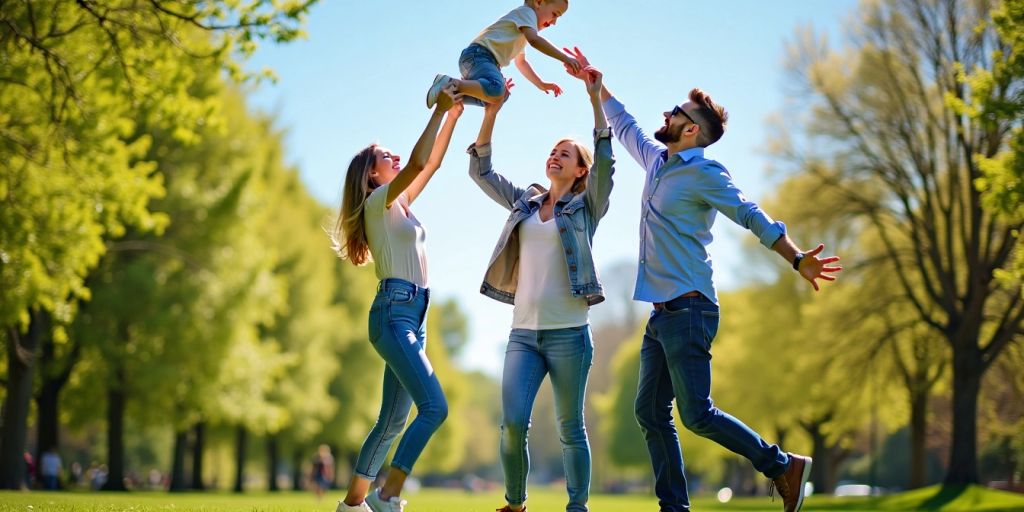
[{"xmin": 688, "ymin": 88, "xmax": 728, "ymax": 147}]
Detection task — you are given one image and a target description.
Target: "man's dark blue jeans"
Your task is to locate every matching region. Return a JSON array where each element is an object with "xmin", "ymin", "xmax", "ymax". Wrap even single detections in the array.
[{"xmin": 634, "ymin": 294, "xmax": 790, "ymax": 511}]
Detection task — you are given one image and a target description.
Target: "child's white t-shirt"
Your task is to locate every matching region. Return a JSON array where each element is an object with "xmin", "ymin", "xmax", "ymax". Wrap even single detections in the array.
[
  {"xmin": 364, "ymin": 183, "xmax": 429, "ymax": 288},
  {"xmin": 471, "ymin": 5, "xmax": 539, "ymax": 67}
]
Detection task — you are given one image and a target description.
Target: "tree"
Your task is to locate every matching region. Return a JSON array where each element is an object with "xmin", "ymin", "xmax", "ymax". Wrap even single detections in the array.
[
  {"xmin": 63, "ymin": 84, "xmax": 294, "ymax": 491},
  {"xmin": 0, "ymin": 0, "xmax": 316, "ymax": 489},
  {"xmin": 317, "ymin": 263, "xmax": 381, "ymax": 476},
  {"xmin": 755, "ymin": 166, "xmax": 950, "ymax": 489},
  {"xmin": 434, "ymin": 299, "xmax": 469, "ymax": 357},
  {"xmin": 972, "ymin": 0, "xmax": 1024, "ymax": 285},
  {"xmin": 783, "ymin": 0, "xmax": 1024, "ymax": 484},
  {"xmin": 258, "ymin": 159, "xmax": 345, "ymax": 491},
  {"xmin": 412, "ymin": 303, "xmax": 470, "ymax": 474},
  {"xmin": 595, "ymin": 324, "xmax": 650, "ymax": 472}
]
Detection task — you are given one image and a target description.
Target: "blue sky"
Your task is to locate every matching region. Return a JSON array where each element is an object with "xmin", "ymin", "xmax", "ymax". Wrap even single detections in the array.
[{"xmin": 247, "ymin": 0, "xmax": 859, "ymax": 375}]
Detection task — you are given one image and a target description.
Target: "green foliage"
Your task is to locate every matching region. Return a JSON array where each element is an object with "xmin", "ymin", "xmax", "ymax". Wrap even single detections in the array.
[
  {"xmin": 63, "ymin": 82, "xmax": 291, "ymax": 435},
  {"xmin": 0, "ymin": 1, "xmax": 316, "ymax": 332},
  {"xmin": 434, "ymin": 298, "xmax": 470, "ymax": 356},
  {"xmin": 594, "ymin": 323, "xmax": 648, "ymax": 470},
  {"xmin": 459, "ymin": 371, "xmax": 502, "ymax": 472},
  {"xmin": 969, "ymin": 0, "xmax": 1024, "ymax": 287},
  {"xmin": 257, "ymin": 152, "xmax": 350, "ymax": 444},
  {"xmin": 317, "ymin": 263, "xmax": 382, "ymax": 456},
  {"xmin": 780, "ymin": 0, "xmax": 1024, "ymax": 483},
  {"xmin": 411, "ymin": 303, "xmax": 470, "ymax": 474}
]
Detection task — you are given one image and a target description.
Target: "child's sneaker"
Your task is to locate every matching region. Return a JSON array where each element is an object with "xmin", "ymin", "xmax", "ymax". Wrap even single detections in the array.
[
  {"xmin": 365, "ymin": 488, "xmax": 407, "ymax": 512},
  {"xmin": 426, "ymin": 74, "xmax": 453, "ymax": 108},
  {"xmin": 335, "ymin": 500, "xmax": 372, "ymax": 512}
]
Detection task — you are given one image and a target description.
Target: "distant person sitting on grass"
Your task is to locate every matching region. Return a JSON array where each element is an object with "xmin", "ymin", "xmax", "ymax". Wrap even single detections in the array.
[{"xmin": 311, "ymin": 444, "xmax": 335, "ymax": 501}]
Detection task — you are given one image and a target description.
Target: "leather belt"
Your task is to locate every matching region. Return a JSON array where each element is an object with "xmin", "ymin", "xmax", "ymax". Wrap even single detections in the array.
[{"xmin": 653, "ymin": 291, "xmax": 701, "ymax": 311}]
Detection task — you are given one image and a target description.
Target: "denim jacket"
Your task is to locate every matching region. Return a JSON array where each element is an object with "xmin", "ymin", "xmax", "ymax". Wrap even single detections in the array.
[{"xmin": 467, "ymin": 130, "xmax": 615, "ymax": 306}]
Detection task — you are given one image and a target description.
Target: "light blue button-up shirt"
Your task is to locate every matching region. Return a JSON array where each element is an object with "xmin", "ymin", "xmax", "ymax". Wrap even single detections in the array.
[{"xmin": 603, "ymin": 97, "xmax": 786, "ymax": 304}]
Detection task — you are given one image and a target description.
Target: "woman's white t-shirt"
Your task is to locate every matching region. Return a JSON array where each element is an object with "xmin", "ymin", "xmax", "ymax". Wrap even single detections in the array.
[
  {"xmin": 512, "ymin": 210, "xmax": 589, "ymax": 329},
  {"xmin": 364, "ymin": 184, "xmax": 428, "ymax": 287}
]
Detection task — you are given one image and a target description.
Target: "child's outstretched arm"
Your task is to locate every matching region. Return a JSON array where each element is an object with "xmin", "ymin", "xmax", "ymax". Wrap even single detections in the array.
[
  {"xmin": 520, "ymin": 26, "xmax": 581, "ymax": 73},
  {"xmin": 514, "ymin": 53, "xmax": 562, "ymax": 96}
]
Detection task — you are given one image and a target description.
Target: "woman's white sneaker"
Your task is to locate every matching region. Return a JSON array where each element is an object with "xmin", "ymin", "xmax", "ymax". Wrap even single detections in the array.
[
  {"xmin": 335, "ymin": 500, "xmax": 373, "ymax": 512},
  {"xmin": 365, "ymin": 488, "xmax": 407, "ymax": 512}
]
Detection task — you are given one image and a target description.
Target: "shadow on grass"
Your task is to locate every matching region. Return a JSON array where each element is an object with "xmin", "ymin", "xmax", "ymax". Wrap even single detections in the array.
[
  {"xmin": 805, "ymin": 484, "xmax": 1024, "ymax": 512},
  {"xmin": 917, "ymin": 484, "xmax": 969, "ymax": 510}
]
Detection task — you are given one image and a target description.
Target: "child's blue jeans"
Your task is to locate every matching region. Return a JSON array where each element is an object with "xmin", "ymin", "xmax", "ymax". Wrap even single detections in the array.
[{"xmin": 460, "ymin": 43, "xmax": 506, "ymax": 107}]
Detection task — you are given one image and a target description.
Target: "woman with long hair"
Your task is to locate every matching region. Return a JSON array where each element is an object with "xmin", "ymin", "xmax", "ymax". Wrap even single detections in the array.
[
  {"xmin": 467, "ymin": 68, "xmax": 614, "ymax": 512},
  {"xmin": 333, "ymin": 88, "xmax": 461, "ymax": 512}
]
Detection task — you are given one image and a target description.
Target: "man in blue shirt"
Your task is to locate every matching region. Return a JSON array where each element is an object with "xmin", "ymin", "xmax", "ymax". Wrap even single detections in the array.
[{"xmin": 565, "ymin": 51, "xmax": 842, "ymax": 512}]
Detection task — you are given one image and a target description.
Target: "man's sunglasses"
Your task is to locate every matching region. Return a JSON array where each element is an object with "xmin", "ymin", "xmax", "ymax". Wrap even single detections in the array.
[{"xmin": 671, "ymin": 105, "xmax": 698, "ymax": 126}]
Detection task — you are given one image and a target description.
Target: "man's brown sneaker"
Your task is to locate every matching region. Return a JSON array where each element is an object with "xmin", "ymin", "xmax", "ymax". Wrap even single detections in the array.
[
  {"xmin": 770, "ymin": 453, "xmax": 813, "ymax": 512},
  {"xmin": 496, "ymin": 507, "xmax": 526, "ymax": 512}
]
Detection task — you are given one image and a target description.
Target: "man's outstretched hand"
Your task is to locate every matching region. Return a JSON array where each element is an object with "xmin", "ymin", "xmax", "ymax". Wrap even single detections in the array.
[
  {"xmin": 563, "ymin": 46, "xmax": 592, "ymax": 80},
  {"xmin": 798, "ymin": 244, "xmax": 843, "ymax": 291}
]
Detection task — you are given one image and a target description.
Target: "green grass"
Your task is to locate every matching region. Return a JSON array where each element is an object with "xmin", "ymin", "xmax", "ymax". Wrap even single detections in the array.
[{"xmin": 0, "ymin": 485, "xmax": 1022, "ymax": 511}]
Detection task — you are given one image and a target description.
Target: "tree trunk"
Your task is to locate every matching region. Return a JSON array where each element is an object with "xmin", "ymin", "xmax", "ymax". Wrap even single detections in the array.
[
  {"xmin": 826, "ymin": 446, "xmax": 849, "ymax": 492},
  {"xmin": 807, "ymin": 424, "xmax": 829, "ymax": 493},
  {"xmin": 267, "ymin": 434, "xmax": 279, "ymax": 491},
  {"xmin": 35, "ymin": 327, "xmax": 80, "ymax": 484},
  {"xmin": 0, "ymin": 310, "xmax": 45, "ymax": 489},
  {"xmin": 909, "ymin": 389, "xmax": 928, "ymax": 489},
  {"xmin": 169, "ymin": 429, "xmax": 188, "ymax": 492},
  {"xmin": 292, "ymin": 447, "xmax": 304, "ymax": 492},
  {"xmin": 803, "ymin": 419, "xmax": 848, "ymax": 494},
  {"xmin": 191, "ymin": 422, "xmax": 205, "ymax": 490},
  {"xmin": 944, "ymin": 343, "xmax": 982, "ymax": 485},
  {"xmin": 233, "ymin": 426, "xmax": 247, "ymax": 493},
  {"xmin": 102, "ymin": 364, "xmax": 128, "ymax": 491},
  {"xmin": 36, "ymin": 371, "xmax": 60, "ymax": 457}
]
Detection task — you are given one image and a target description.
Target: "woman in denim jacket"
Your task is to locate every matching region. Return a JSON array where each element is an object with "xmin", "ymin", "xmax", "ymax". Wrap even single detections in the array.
[
  {"xmin": 468, "ymin": 68, "xmax": 614, "ymax": 512},
  {"xmin": 331, "ymin": 89, "xmax": 461, "ymax": 512}
]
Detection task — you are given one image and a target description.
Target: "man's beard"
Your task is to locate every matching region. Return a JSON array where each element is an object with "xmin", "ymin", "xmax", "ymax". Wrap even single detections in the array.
[{"xmin": 654, "ymin": 123, "xmax": 684, "ymax": 144}]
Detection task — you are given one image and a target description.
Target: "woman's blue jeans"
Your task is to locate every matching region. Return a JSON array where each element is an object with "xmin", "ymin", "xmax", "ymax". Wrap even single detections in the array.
[
  {"xmin": 353, "ymin": 278, "xmax": 448, "ymax": 479},
  {"xmin": 501, "ymin": 326, "xmax": 594, "ymax": 511}
]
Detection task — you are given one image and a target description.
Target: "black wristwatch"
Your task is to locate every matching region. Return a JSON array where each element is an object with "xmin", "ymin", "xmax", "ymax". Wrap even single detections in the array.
[{"xmin": 792, "ymin": 252, "xmax": 806, "ymax": 271}]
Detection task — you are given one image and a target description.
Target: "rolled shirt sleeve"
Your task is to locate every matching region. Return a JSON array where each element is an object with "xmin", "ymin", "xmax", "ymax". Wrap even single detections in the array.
[{"xmin": 697, "ymin": 164, "xmax": 786, "ymax": 249}]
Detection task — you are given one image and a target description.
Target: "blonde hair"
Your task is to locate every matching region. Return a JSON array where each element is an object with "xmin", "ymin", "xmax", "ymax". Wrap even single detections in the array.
[
  {"xmin": 554, "ymin": 138, "xmax": 592, "ymax": 194},
  {"xmin": 331, "ymin": 144, "xmax": 378, "ymax": 265},
  {"xmin": 527, "ymin": 0, "xmax": 569, "ymax": 7}
]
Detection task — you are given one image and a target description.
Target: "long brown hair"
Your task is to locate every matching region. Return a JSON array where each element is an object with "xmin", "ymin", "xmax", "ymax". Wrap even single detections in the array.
[
  {"xmin": 554, "ymin": 138, "xmax": 593, "ymax": 194},
  {"xmin": 331, "ymin": 144, "xmax": 378, "ymax": 265}
]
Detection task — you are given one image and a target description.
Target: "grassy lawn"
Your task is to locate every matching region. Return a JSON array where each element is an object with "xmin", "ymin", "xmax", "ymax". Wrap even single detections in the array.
[{"xmin": 1, "ymin": 485, "xmax": 1022, "ymax": 511}]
